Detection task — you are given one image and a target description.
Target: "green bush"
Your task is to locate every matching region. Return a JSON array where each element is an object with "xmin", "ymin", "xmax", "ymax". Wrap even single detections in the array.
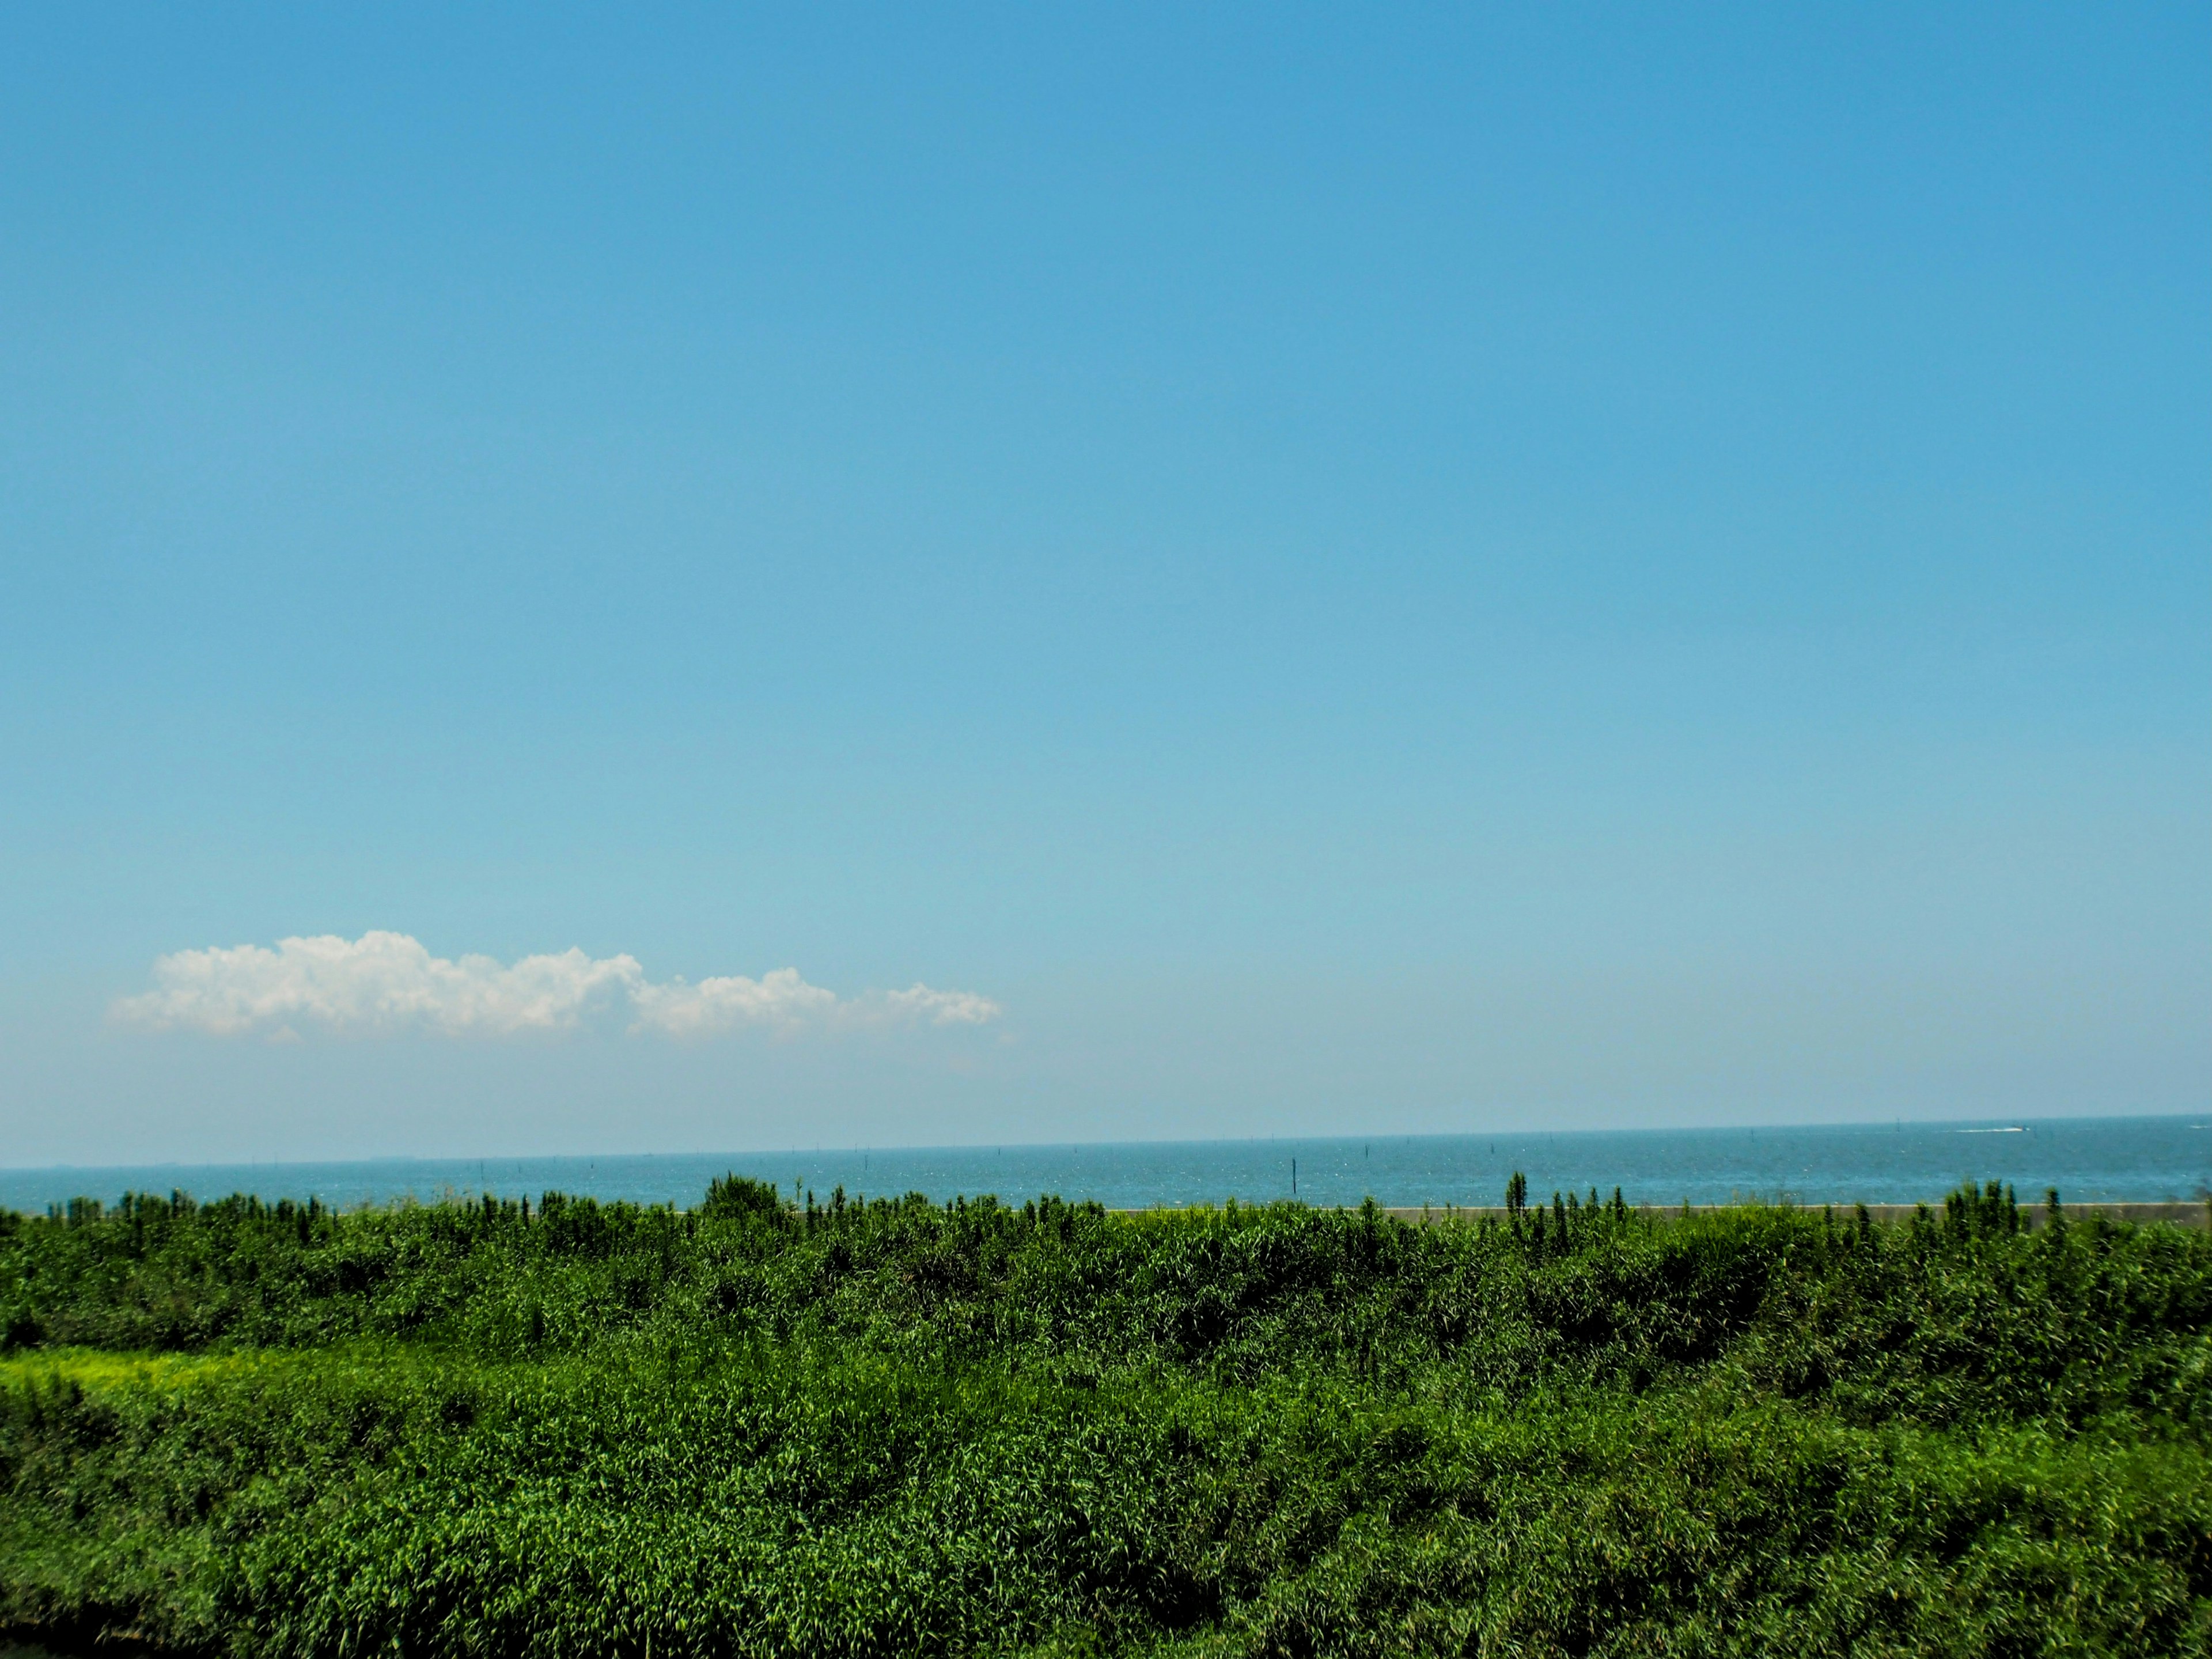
[{"xmin": 1, "ymin": 1180, "xmax": 2206, "ymax": 1655}]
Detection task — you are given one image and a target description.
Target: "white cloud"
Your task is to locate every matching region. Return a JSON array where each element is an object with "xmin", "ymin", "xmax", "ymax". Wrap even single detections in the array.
[
  {"xmin": 629, "ymin": 968, "xmax": 839, "ymax": 1036},
  {"xmin": 878, "ymin": 984, "xmax": 1006, "ymax": 1026},
  {"xmin": 113, "ymin": 932, "xmax": 1002, "ymax": 1041}
]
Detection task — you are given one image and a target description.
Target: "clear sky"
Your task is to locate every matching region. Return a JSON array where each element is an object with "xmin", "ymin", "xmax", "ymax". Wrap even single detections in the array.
[{"xmin": 2, "ymin": 4, "xmax": 2206, "ymax": 1165}]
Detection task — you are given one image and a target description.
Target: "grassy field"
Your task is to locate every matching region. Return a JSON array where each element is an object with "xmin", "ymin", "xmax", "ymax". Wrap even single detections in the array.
[{"xmin": 1, "ymin": 1178, "xmax": 2206, "ymax": 1656}]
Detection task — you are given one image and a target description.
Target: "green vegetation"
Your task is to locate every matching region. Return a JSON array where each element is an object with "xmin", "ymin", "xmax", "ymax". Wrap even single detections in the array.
[{"xmin": 1, "ymin": 1177, "xmax": 2207, "ymax": 1656}]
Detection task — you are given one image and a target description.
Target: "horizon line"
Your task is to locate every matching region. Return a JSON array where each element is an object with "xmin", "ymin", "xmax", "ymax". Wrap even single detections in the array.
[{"xmin": 6, "ymin": 1109, "xmax": 2206, "ymax": 1177}]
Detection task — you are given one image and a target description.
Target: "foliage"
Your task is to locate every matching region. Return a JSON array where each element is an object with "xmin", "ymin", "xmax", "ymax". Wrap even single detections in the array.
[{"xmin": 0, "ymin": 1180, "xmax": 2206, "ymax": 1655}]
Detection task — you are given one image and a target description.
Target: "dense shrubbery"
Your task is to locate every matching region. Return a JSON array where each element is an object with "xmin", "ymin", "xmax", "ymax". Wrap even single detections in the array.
[{"xmin": 1, "ymin": 1180, "xmax": 2207, "ymax": 1655}]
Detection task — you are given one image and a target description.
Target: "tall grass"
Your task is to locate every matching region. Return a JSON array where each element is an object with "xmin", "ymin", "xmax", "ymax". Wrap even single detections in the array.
[{"xmin": 1, "ymin": 1179, "xmax": 2206, "ymax": 1655}]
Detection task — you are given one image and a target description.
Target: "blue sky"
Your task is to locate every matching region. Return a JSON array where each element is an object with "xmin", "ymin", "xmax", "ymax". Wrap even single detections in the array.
[{"xmin": 2, "ymin": 3, "xmax": 2206, "ymax": 1164}]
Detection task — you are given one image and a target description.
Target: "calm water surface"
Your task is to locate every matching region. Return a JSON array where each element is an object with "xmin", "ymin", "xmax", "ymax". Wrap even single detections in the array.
[{"xmin": 2, "ymin": 1116, "xmax": 2206, "ymax": 1215}]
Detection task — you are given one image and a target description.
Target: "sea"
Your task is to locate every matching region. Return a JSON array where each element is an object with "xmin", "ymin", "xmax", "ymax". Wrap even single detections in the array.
[{"xmin": 2, "ymin": 1115, "xmax": 2207, "ymax": 1217}]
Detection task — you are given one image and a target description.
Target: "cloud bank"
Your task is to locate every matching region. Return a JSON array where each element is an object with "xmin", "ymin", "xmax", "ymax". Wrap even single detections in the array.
[{"xmin": 113, "ymin": 932, "xmax": 1003, "ymax": 1040}]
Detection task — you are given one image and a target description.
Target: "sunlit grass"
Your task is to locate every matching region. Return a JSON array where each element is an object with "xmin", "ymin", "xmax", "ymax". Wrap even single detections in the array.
[{"xmin": 1, "ymin": 1179, "xmax": 2205, "ymax": 1654}]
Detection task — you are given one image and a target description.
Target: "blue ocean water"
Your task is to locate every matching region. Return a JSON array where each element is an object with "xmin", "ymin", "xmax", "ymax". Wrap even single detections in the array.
[{"xmin": 2, "ymin": 1116, "xmax": 2207, "ymax": 1216}]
